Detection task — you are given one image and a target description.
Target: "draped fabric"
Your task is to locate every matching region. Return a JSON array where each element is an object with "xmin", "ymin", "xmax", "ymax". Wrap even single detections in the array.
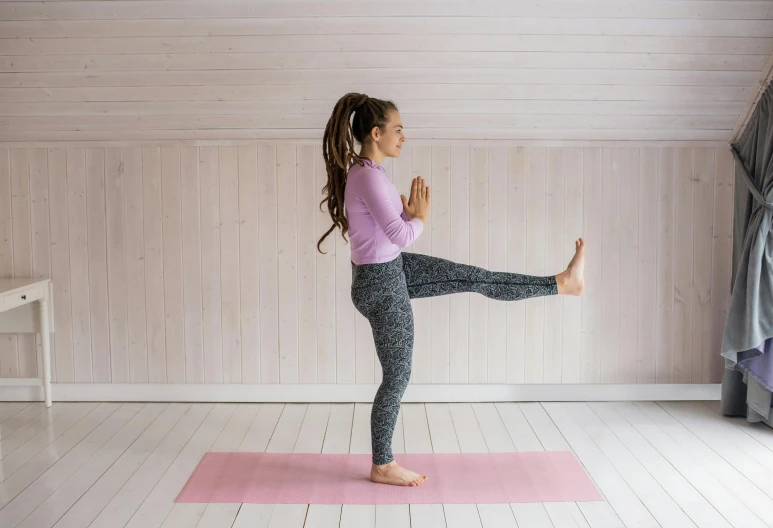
[{"xmin": 720, "ymin": 84, "xmax": 773, "ymax": 427}]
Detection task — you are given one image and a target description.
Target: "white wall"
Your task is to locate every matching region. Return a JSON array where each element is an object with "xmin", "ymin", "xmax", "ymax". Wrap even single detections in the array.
[
  {"xmin": 0, "ymin": 145, "xmax": 733, "ymax": 385},
  {"xmin": 0, "ymin": 1, "xmax": 748, "ymax": 390}
]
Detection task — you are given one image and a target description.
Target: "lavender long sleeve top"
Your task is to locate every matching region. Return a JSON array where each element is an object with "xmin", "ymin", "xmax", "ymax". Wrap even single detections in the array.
[{"xmin": 344, "ymin": 157, "xmax": 424, "ymax": 265}]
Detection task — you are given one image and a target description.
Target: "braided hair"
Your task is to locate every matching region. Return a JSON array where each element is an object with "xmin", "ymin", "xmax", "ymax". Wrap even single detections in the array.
[{"xmin": 317, "ymin": 92, "xmax": 399, "ymax": 254}]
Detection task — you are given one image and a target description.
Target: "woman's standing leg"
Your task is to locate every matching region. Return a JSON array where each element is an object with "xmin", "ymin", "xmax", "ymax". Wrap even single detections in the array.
[
  {"xmin": 351, "ymin": 256, "xmax": 426, "ymax": 486},
  {"xmin": 367, "ymin": 284, "xmax": 413, "ymax": 467},
  {"xmin": 352, "ymin": 273, "xmax": 414, "ymax": 466}
]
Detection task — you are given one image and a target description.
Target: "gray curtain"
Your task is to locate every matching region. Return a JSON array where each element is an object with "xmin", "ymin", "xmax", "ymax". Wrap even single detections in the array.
[{"xmin": 720, "ymin": 84, "xmax": 773, "ymax": 426}]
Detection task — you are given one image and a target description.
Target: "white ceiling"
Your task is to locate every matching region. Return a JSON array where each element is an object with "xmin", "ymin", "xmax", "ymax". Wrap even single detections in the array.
[{"xmin": 0, "ymin": 0, "xmax": 772, "ymax": 145}]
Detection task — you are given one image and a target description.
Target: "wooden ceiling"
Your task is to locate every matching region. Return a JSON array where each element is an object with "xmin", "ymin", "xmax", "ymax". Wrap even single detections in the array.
[{"xmin": 1, "ymin": 0, "xmax": 772, "ymax": 146}]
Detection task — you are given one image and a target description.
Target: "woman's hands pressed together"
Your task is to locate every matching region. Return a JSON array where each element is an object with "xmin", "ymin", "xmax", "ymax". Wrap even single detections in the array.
[{"xmin": 400, "ymin": 176, "xmax": 430, "ymax": 223}]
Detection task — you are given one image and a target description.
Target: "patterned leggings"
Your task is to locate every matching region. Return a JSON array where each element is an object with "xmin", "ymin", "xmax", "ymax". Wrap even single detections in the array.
[{"xmin": 350, "ymin": 252, "xmax": 558, "ymax": 465}]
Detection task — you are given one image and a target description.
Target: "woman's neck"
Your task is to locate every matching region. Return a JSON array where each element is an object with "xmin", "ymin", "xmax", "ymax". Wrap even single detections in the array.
[{"xmin": 358, "ymin": 146, "xmax": 385, "ymax": 167}]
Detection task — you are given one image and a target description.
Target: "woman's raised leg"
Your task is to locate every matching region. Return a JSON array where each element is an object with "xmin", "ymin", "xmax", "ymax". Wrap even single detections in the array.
[
  {"xmin": 400, "ymin": 252, "xmax": 557, "ymax": 300},
  {"xmin": 401, "ymin": 238, "xmax": 585, "ymax": 300}
]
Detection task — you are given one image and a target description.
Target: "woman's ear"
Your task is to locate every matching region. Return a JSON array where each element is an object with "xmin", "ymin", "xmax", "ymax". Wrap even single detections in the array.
[{"xmin": 370, "ymin": 125, "xmax": 381, "ymax": 143}]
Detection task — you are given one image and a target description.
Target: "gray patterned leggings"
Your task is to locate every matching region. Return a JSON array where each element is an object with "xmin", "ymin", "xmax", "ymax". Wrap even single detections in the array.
[{"xmin": 350, "ymin": 252, "xmax": 558, "ymax": 465}]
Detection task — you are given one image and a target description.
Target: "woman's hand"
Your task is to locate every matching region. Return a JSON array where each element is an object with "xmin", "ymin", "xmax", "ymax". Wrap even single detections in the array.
[{"xmin": 400, "ymin": 176, "xmax": 430, "ymax": 222}]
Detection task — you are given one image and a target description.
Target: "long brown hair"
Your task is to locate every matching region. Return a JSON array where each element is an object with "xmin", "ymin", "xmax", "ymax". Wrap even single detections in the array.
[{"xmin": 317, "ymin": 92, "xmax": 398, "ymax": 254}]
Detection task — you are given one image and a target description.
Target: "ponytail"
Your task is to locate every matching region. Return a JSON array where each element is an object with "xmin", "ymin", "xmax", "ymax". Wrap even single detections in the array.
[{"xmin": 317, "ymin": 93, "xmax": 398, "ymax": 254}]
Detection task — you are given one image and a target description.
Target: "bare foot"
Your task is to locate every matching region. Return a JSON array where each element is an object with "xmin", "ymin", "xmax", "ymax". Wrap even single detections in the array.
[
  {"xmin": 556, "ymin": 238, "xmax": 585, "ymax": 296},
  {"xmin": 371, "ymin": 460, "xmax": 427, "ymax": 487}
]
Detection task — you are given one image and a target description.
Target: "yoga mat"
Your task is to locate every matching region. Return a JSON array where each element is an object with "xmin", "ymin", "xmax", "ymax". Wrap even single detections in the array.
[{"xmin": 175, "ymin": 452, "xmax": 604, "ymax": 504}]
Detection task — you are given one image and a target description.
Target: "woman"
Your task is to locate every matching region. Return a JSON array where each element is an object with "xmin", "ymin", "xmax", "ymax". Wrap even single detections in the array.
[{"xmin": 318, "ymin": 93, "xmax": 585, "ymax": 487}]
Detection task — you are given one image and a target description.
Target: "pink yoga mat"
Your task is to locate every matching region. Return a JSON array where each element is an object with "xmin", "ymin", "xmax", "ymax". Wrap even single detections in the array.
[{"xmin": 175, "ymin": 452, "xmax": 603, "ymax": 504}]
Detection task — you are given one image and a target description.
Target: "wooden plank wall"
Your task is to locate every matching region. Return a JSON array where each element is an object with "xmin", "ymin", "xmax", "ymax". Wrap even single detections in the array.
[
  {"xmin": 0, "ymin": 145, "xmax": 733, "ymax": 385},
  {"xmin": 0, "ymin": 0, "xmax": 772, "ymax": 144}
]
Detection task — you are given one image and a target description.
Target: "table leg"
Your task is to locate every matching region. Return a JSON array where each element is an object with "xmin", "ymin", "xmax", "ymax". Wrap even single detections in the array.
[{"xmin": 39, "ymin": 296, "xmax": 52, "ymax": 407}]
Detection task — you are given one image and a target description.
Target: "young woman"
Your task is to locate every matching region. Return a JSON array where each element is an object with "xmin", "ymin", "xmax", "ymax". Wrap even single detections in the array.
[{"xmin": 318, "ymin": 93, "xmax": 585, "ymax": 487}]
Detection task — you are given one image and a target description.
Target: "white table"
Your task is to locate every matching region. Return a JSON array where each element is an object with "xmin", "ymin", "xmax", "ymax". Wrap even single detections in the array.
[{"xmin": 0, "ymin": 279, "xmax": 53, "ymax": 407}]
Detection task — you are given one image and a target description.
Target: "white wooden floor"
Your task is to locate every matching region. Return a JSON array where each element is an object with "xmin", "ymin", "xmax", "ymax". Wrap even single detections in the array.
[{"xmin": 0, "ymin": 400, "xmax": 771, "ymax": 528}]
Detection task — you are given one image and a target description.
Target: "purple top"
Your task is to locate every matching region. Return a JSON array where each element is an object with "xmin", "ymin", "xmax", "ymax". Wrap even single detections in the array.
[{"xmin": 344, "ymin": 158, "xmax": 424, "ymax": 265}]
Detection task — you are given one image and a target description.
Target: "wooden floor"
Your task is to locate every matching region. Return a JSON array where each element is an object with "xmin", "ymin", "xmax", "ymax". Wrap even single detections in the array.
[{"xmin": 0, "ymin": 400, "xmax": 771, "ymax": 528}]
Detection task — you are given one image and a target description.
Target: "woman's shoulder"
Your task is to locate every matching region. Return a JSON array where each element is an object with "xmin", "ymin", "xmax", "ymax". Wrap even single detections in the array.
[{"xmin": 347, "ymin": 162, "xmax": 384, "ymax": 182}]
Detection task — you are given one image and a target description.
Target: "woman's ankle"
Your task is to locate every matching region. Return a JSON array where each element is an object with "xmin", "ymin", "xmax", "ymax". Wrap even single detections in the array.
[{"xmin": 555, "ymin": 271, "xmax": 568, "ymax": 292}]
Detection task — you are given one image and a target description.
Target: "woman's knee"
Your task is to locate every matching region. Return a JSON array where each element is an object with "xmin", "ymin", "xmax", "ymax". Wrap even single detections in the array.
[{"xmin": 380, "ymin": 366, "xmax": 411, "ymax": 392}]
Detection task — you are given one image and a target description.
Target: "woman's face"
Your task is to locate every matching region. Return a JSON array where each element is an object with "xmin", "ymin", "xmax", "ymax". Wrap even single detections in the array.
[{"xmin": 373, "ymin": 109, "xmax": 406, "ymax": 158}]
